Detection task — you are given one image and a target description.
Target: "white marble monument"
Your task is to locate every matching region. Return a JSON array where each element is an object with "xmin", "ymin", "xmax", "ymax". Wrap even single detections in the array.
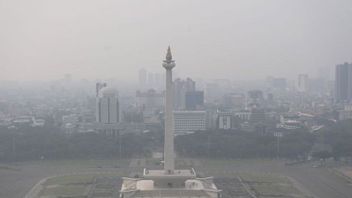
[{"xmin": 119, "ymin": 47, "xmax": 221, "ymax": 198}]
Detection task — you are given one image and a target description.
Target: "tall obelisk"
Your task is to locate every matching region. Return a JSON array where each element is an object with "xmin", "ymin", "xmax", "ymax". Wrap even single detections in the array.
[{"xmin": 163, "ymin": 46, "xmax": 175, "ymax": 174}]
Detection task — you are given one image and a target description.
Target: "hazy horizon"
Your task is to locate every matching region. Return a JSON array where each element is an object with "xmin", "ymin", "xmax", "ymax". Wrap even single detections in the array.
[{"xmin": 1, "ymin": 0, "xmax": 352, "ymax": 81}]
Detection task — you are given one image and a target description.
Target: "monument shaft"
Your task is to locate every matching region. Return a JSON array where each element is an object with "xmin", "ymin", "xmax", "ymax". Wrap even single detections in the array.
[{"xmin": 163, "ymin": 46, "xmax": 175, "ymax": 173}]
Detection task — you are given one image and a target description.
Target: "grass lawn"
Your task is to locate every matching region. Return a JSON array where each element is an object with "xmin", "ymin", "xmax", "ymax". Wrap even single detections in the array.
[
  {"xmin": 0, "ymin": 165, "xmax": 20, "ymax": 171},
  {"xmin": 240, "ymin": 172, "xmax": 288, "ymax": 183},
  {"xmin": 252, "ymin": 183, "xmax": 302, "ymax": 197},
  {"xmin": 44, "ymin": 174, "xmax": 95, "ymax": 186},
  {"xmin": 20, "ymin": 159, "xmax": 130, "ymax": 169},
  {"xmin": 199, "ymin": 158, "xmax": 276, "ymax": 168},
  {"xmin": 238, "ymin": 172, "xmax": 306, "ymax": 197},
  {"xmin": 40, "ymin": 185, "xmax": 88, "ymax": 197}
]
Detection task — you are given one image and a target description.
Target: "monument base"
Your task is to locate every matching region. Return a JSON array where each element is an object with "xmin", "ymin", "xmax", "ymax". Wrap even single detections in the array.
[{"xmin": 120, "ymin": 168, "xmax": 221, "ymax": 198}]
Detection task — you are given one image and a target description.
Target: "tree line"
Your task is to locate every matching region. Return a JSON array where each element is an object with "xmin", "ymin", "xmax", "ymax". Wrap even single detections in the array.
[{"xmin": 1, "ymin": 119, "xmax": 352, "ymax": 161}]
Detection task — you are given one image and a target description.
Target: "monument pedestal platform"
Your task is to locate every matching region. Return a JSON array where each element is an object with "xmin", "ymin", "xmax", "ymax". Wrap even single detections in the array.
[{"xmin": 120, "ymin": 168, "xmax": 221, "ymax": 198}]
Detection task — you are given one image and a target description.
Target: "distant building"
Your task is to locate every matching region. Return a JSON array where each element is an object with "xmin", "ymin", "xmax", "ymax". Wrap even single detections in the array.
[
  {"xmin": 309, "ymin": 78, "xmax": 328, "ymax": 94},
  {"xmin": 266, "ymin": 93, "xmax": 275, "ymax": 107},
  {"xmin": 250, "ymin": 108, "xmax": 266, "ymax": 123},
  {"xmin": 12, "ymin": 116, "xmax": 33, "ymax": 127},
  {"xmin": 205, "ymin": 83, "xmax": 222, "ymax": 103},
  {"xmin": 174, "ymin": 78, "xmax": 196, "ymax": 110},
  {"xmin": 248, "ymin": 90, "xmax": 264, "ymax": 108},
  {"xmin": 136, "ymin": 89, "xmax": 164, "ymax": 122},
  {"xmin": 96, "ymin": 86, "xmax": 119, "ymax": 124},
  {"xmin": 206, "ymin": 110, "xmax": 218, "ymax": 130},
  {"xmin": 185, "ymin": 91, "xmax": 204, "ymax": 110},
  {"xmin": 62, "ymin": 114, "xmax": 80, "ymax": 134},
  {"xmin": 95, "ymin": 85, "xmax": 120, "ymax": 136},
  {"xmin": 95, "ymin": 82, "xmax": 107, "ymax": 97},
  {"xmin": 146, "ymin": 72, "xmax": 164, "ymax": 91},
  {"xmin": 297, "ymin": 74, "xmax": 309, "ymax": 93},
  {"xmin": 338, "ymin": 105, "xmax": 352, "ymax": 120},
  {"xmin": 215, "ymin": 110, "xmax": 250, "ymax": 130},
  {"xmin": 234, "ymin": 111, "xmax": 251, "ymax": 121},
  {"xmin": 138, "ymin": 69, "xmax": 164, "ymax": 91},
  {"xmin": 222, "ymin": 93, "xmax": 246, "ymax": 110},
  {"xmin": 217, "ymin": 111, "xmax": 232, "ymax": 130},
  {"xmin": 138, "ymin": 68, "xmax": 147, "ymax": 90},
  {"xmin": 174, "ymin": 111, "xmax": 207, "ymax": 134},
  {"xmin": 278, "ymin": 114, "xmax": 303, "ymax": 130},
  {"xmin": 335, "ymin": 62, "xmax": 352, "ymax": 103},
  {"xmin": 267, "ymin": 77, "xmax": 287, "ymax": 90}
]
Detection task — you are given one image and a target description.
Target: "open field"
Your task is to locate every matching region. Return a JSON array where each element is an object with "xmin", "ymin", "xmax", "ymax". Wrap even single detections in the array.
[
  {"xmin": 44, "ymin": 174, "xmax": 96, "ymax": 186},
  {"xmin": 239, "ymin": 173, "xmax": 306, "ymax": 198},
  {"xmin": 0, "ymin": 159, "xmax": 129, "ymax": 198},
  {"xmin": 1, "ymin": 159, "xmax": 352, "ymax": 198},
  {"xmin": 26, "ymin": 172, "xmax": 307, "ymax": 198},
  {"xmin": 29, "ymin": 174, "xmax": 122, "ymax": 198},
  {"xmin": 336, "ymin": 167, "xmax": 352, "ymax": 181}
]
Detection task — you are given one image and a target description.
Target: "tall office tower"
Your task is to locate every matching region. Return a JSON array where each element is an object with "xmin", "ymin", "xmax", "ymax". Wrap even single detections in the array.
[
  {"xmin": 267, "ymin": 77, "xmax": 287, "ymax": 90},
  {"xmin": 95, "ymin": 82, "xmax": 107, "ymax": 97},
  {"xmin": 248, "ymin": 90, "xmax": 264, "ymax": 109},
  {"xmin": 147, "ymin": 72, "xmax": 154, "ymax": 88},
  {"xmin": 138, "ymin": 68, "xmax": 147, "ymax": 90},
  {"xmin": 136, "ymin": 89, "xmax": 164, "ymax": 121},
  {"xmin": 154, "ymin": 72, "xmax": 164, "ymax": 91},
  {"xmin": 222, "ymin": 93, "xmax": 246, "ymax": 110},
  {"xmin": 185, "ymin": 91, "xmax": 204, "ymax": 110},
  {"xmin": 174, "ymin": 78, "xmax": 196, "ymax": 110},
  {"xmin": 297, "ymin": 74, "xmax": 309, "ymax": 93},
  {"xmin": 96, "ymin": 85, "xmax": 119, "ymax": 124},
  {"xmin": 120, "ymin": 47, "xmax": 220, "ymax": 198},
  {"xmin": 335, "ymin": 62, "xmax": 352, "ymax": 103},
  {"xmin": 205, "ymin": 83, "xmax": 223, "ymax": 103}
]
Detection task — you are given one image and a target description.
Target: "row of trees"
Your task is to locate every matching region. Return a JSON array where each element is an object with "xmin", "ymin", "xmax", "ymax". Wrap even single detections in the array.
[
  {"xmin": 0, "ymin": 125, "xmax": 155, "ymax": 161},
  {"xmin": 175, "ymin": 130, "xmax": 314, "ymax": 159},
  {"xmin": 314, "ymin": 120, "xmax": 352, "ymax": 160},
  {"xmin": 1, "ymin": 119, "xmax": 352, "ymax": 161}
]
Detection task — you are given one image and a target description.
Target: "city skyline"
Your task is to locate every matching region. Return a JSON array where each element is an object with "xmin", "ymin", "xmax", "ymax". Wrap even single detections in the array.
[{"xmin": 2, "ymin": 1, "xmax": 352, "ymax": 198}]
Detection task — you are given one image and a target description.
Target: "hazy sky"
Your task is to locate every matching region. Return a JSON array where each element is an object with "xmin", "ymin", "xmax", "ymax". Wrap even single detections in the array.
[{"xmin": 1, "ymin": 0, "xmax": 352, "ymax": 82}]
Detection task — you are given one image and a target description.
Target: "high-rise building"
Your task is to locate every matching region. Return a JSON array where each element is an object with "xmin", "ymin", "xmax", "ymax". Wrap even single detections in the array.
[
  {"xmin": 138, "ymin": 68, "xmax": 147, "ymax": 90},
  {"xmin": 185, "ymin": 91, "xmax": 204, "ymax": 110},
  {"xmin": 205, "ymin": 83, "xmax": 222, "ymax": 103},
  {"xmin": 297, "ymin": 74, "xmax": 309, "ymax": 93},
  {"xmin": 96, "ymin": 85, "xmax": 119, "ymax": 124},
  {"xmin": 138, "ymin": 68, "xmax": 165, "ymax": 91},
  {"xmin": 136, "ymin": 89, "xmax": 164, "ymax": 122},
  {"xmin": 248, "ymin": 90, "xmax": 264, "ymax": 109},
  {"xmin": 95, "ymin": 82, "xmax": 107, "ymax": 97},
  {"xmin": 222, "ymin": 93, "xmax": 246, "ymax": 110},
  {"xmin": 174, "ymin": 78, "xmax": 196, "ymax": 110},
  {"xmin": 335, "ymin": 62, "xmax": 352, "ymax": 103},
  {"xmin": 267, "ymin": 77, "xmax": 287, "ymax": 90}
]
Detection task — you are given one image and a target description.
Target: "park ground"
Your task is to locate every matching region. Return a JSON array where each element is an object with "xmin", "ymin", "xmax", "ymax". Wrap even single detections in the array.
[{"xmin": 1, "ymin": 158, "xmax": 352, "ymax": 198}]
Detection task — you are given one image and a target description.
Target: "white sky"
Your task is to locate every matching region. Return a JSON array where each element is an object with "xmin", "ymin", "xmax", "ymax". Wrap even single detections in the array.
[{"xmin": 1, "ymin": 0, "xmax": 352, "ymax": 81}]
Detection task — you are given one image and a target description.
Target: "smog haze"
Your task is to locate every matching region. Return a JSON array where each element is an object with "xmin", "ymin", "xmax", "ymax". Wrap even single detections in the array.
[{"xmin": 1, "ymin": 0, "xmax": 352, "ymax": 81}]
